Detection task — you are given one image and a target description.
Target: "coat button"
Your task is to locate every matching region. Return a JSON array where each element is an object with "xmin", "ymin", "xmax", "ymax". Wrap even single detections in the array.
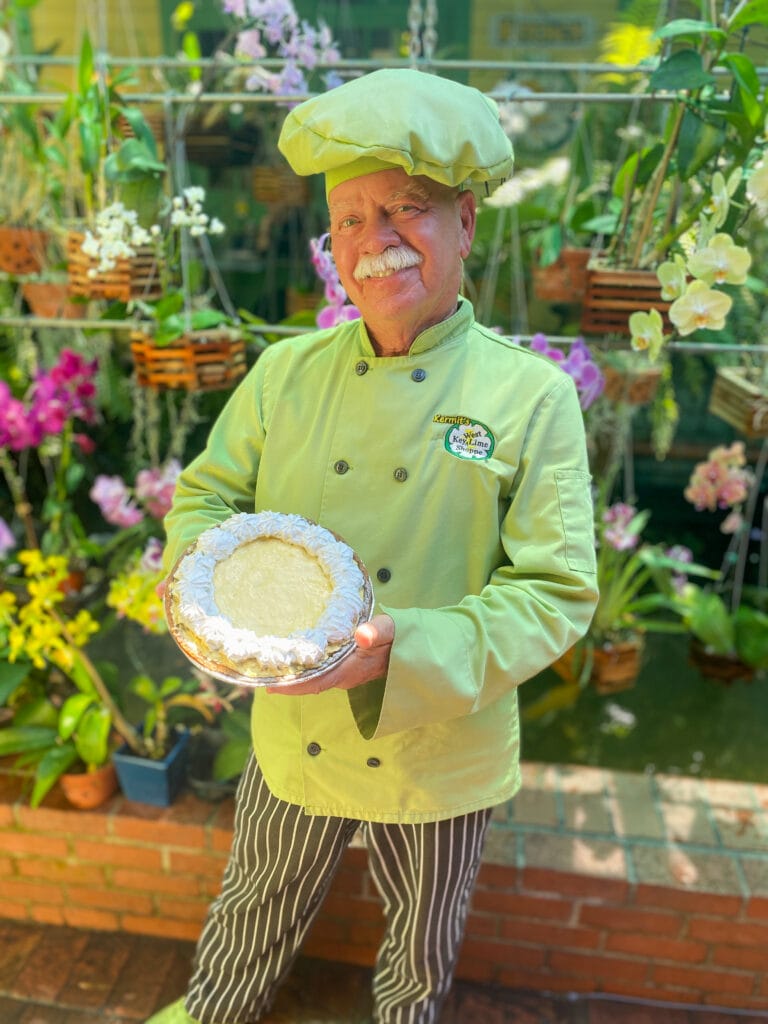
[
  {"xmin": 334, "ymin": 459, "xmax": 349, "ymax": 475},
  {"xmin": 376, "ymin": 568, "xmax": 391, "ymax": 583},
  {"xmin": 355, "ymin": 360, "xmax": 369, "ymax": 375},
  {"xmin": 366, "ymin": 757, "xmax": 381, "ymax": 768},
  {"xmin": 393, "ymin": 467, "xmax": 408, "ymax": 482},
  {"xmin": 411, "ymin": 368, "xmax": 427, "ymax": 382},
  {"xmin": 307, "ymin": 742, "xmax": 322, "ymax": 756}
]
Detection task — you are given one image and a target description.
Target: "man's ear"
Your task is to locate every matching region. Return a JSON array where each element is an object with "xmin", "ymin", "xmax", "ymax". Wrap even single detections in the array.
[{"xmin": 457, "ymin": 190, "xmax": 477, "ymax": 259}]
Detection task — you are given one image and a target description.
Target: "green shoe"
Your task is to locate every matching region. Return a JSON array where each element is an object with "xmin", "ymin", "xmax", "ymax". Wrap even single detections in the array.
[{"xmin": 145, "ymin": 997, "xmax": 201, "ymax": 1024}]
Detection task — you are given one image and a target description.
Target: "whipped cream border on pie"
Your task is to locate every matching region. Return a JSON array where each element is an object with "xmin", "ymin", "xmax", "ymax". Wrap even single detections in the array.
[{"xmin": 168, "ymin": 511, "xmax": 368, "ymax": 677}]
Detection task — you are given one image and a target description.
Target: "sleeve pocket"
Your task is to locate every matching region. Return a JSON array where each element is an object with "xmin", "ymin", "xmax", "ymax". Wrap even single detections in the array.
[{"xmin": 555, "ymin": 469, "xmax": 597, "ymax": 573}]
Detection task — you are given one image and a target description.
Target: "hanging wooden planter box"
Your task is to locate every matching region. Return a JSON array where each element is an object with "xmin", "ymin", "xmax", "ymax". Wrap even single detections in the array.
[
  {"xmin": 580, "ymin": 266, "xmax": 672, "ymax": 337},
  {"xmin": 252, "ymin": 165, "xmax": 311, "ymax": 207},
  {"xmin": 67, "ymin": 231, "xmax": 162, "ymax": 303},
  {"xmin": 130, "ymin": 327, "xmax": 248, "ymax": 392},
  {"xmin": 0, "ymin": 225, "xmax": 49, "ymax": 275},
  {"xmin": 532, "ymin": 247, "xmax": 591, "ymax": 304},
  {"xmin": 708, "ymin": 367, "xmax": 768, "ymax": 439}
]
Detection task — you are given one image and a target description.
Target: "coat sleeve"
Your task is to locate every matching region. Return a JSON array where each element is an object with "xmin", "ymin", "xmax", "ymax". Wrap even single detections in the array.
[
  {"xmin": 349, "ymin": 375, "xmax": 599, "ymax": 740},
  {"xmin": 161, "ymin": 358, "xmax": 268, "ymax": 574}
]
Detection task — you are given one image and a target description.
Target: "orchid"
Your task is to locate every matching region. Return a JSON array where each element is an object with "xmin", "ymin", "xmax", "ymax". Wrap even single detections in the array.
[
  {"xmin": 309, "ymin": 233, "xmax": 359, "ymax": 329},
  {"xmin": 226, "ymin": 0, "xmax": 341, "ymax": 98},
  {"xmin": 106, "ymin": 541, "xmax": 167, "ymax": 634},
  {"xmin": 656, "ymin": 255, "xmax": 687, "ymax": 301},
  {"xmin": 668, "ymin": 280, "xmax": 732, "ymax": 336},
  {"xmin": 686, "ymin": 234, "xmax": 752, "ymax": 287},
  {"xmin": 746, "ymin": 160, "xmax": 768, "ymax": 215},
  {"xmin": 528, "ymin": 334, "xmax": 605, "ymax": 410},
  {"xmin": 629, "ymin": 308, "xmax": 665, "ymax": 360},
  {"xmin": 683, "ymin": 442, "xmax": 753, "ymax": 525},
  {"xmin": 90, "ymin": 460, "xmax": 181, "ymax": 528}
]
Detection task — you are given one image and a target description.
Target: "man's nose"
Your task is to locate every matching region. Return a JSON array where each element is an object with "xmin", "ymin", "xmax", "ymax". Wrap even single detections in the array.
[{"xmin": 361, "ymin": 214, "xmax": 400, "ymax": 253}]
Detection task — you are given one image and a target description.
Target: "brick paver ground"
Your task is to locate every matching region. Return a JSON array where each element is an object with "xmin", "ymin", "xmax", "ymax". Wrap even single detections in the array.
[{"xmin": 2, "ymin": 920, "xmax": 768, "ymax": 1024}]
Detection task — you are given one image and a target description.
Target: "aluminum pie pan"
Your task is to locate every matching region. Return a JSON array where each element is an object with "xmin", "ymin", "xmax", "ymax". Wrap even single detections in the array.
[{"xmin": 163, "ymin": 530, "xmax": 374, "ymax": 690}]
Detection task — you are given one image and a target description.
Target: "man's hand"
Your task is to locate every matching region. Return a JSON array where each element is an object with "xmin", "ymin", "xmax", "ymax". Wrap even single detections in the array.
[{"xmin": 265, "ymin": 613, "xmax": 394, "ymax": 696}]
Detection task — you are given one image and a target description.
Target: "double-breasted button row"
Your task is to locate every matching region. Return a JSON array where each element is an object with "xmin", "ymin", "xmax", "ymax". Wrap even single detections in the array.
[{"xmin": 305, "ymin": 743, "xmax": 381, "ymax": 769}]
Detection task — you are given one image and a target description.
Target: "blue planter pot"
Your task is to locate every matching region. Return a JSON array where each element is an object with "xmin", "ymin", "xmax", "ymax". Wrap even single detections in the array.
[{"xmin": 112, "ymin": 730, "xmax": 190, "ymax": 807}]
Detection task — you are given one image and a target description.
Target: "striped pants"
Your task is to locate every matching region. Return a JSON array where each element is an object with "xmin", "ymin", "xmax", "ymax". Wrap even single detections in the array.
[{"xmin": 185, "ymin": 754, "xmax": 493, "ymax": 1024}]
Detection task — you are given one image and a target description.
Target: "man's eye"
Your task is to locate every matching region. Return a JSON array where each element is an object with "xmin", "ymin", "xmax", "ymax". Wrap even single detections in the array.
[{"xmin": 339, "ymin": 216, "xmax": 358, "ymax": 228}]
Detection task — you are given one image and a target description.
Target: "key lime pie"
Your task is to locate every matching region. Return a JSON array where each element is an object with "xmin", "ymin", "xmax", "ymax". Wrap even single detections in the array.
[{"xmin": 165, "ymin": 511, "xmax": 372, "ymax": 684}]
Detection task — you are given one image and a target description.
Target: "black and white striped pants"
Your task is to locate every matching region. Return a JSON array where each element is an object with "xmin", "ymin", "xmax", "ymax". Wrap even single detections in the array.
[{"xmin": 184, "ymin": 754, "xmax": 493, "ymax": 1024}]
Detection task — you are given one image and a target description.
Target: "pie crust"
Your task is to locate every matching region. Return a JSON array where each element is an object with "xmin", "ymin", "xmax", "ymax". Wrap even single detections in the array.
[{"xmin": 165, "ymin": 511, "xmax": 372, "ymax": 684}]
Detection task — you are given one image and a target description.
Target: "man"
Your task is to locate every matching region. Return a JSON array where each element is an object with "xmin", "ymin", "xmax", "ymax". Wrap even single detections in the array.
[{"xmin": 149, "ymin": 69, "xmax": 598, "ymax": 1024}]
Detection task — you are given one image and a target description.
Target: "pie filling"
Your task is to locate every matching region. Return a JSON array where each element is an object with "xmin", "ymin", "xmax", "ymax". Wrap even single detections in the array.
[{"xmin": 168, "ymin": 511, "xmax": 368, "ymax": 677}]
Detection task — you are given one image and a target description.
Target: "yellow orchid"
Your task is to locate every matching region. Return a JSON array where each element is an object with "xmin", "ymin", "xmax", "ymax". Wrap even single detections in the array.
[
  {"xmin": 629, "ymin": 308, "xmax": 665, "ymax": 360},
  {"xmin": 669, "ymin": 280, "xmax": 733, "ymax": 336},
  {"xmin": 656, "ymin": 255, "xmax": 687, "ymax": 300},
  {"xmin": 706, "ymin": 169, "xmax": 742, "ymax": 231},
  {"xmin": 686, "ymin": 233, "xmax": 752, "ymax": 286},
  {"xmin": 746, "ymin": 161, "xmax": 768, "ymax": 210}
]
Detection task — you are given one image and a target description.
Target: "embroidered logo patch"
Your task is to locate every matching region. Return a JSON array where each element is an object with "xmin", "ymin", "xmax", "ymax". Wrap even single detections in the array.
[{"xmin": 435, "ymin": 415, "xmax": 495, "ymax": 461}]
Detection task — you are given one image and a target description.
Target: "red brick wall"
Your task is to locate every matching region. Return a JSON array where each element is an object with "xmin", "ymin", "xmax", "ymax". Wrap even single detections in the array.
[{"xmin": 1, "ymin": 782, "xmax": 766, "ymax": 1013}]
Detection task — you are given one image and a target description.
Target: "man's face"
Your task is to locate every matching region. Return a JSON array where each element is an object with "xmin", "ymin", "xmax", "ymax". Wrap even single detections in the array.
[{"xmin": 328, "ymin": 168, "xmax": 476, "ymax": 353}]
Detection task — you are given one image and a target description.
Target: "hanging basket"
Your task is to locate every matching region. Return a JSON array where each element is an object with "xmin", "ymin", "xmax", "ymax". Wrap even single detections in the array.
[
  {"xmin": 22, "ymin": 280, "xmax": 82, "ymax": 320},
  {"xmin": 532, "ymin": 247, "xmax": 591, "ymax": 304},
  {"xmin": 688, "ymin": 638, "xmax": 754, "ymax": 686},
  {"xmin": 0, "ymin": 225, "xmax": 49, "ymax": 275},
  {"xmin": 252, "ymin": 164, "xmax": 311, "ymax": 207},
  {"xmin": 67, "ymin": 231, "xmax": 162, "ymax": 303},
  {"xmin": 601, "ymin": 363, "xmax": 663, "ymax": 406},
  {"xmin": 130, "ymin": 327, "xmax": 248, "ymax": 392},
  {"xmin": 580, "ymin": 266, "xmax": 672, "ymax": 336},
  {"xmin": 708, "ymin": 367, "xmax": 768, "ymax": 439}
]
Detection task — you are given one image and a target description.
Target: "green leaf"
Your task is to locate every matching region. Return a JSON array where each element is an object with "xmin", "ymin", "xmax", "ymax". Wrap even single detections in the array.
[
  {"xmin": 649, "ymin": 50, "xmax": 715, "ymax": 93},
  {"xmin": 30, "ymin": 742, "xmax": 79, "ymax": 808},
  {"xmin": 0, "ymin": 725, "xmax": 57, "ymax": 757},
  {"xmin": 77, "ymin": 33, "xmax": 94, "ymax": 97},
  {"xmin": 58, "ymin": 693, "xmax": 93, "ymax": 740},
  {"xmin": 152, "ymin": 292, "xmax": 185, "ymax": 319},
  {"xmin": 728, "ymin": 0, "xmax": 768, "ymax": 33},
  {"xmin": 73, "ymin": 706, "xmax": 111, "ymax": 767},
  {"xmin": 734, "ymin": 606, "xmax": 768, "ymax": 669},
  {"xmin": 14, "ymin": 697, "xmax": 59, "ymax": 729},
  {"xmin": 653, "ymin": 19, "xmax": 726, "ymax": 45},
  {"xmin": 213, "ymin": 737, "xmax": 250, "ymax": 781},
  {"xmin": 130, "ymin": 674, "xmax": 158, "ymax": 703},
  {"xmin": 677, "ymin": 109, "xmax": 726, "ymax": 181},
  {"xmin": 0, "ymin": 661, "xmax": 33, "ymax": 706},
  {"xmin": 720, "ymin": 54, "xmax": 763, "ymax": 128},
  {"xmin": 687, "ymin": 592, "xmax": 734, "ymax": 654},
  {"xmin": 117, "ymin": 106, "xmax": 159, "ymax": 157},
  {"xmin": 190, "ymin": 308, "xmax": 229, "ymax": 330},
  {"xmin": 78, "ymin": 120, "xmax": 101, "ymax": 176}
]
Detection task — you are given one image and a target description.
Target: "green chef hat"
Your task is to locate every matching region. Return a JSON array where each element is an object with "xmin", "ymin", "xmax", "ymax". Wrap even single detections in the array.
[{"xmin": 277, "ymin": 69, "xmax": 514, "ymax": 197}]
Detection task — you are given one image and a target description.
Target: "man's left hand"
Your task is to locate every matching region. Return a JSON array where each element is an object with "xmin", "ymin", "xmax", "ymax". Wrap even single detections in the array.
[{"xmin": 265, "ymin": 614, "xmax": 394, "ymax": 696}]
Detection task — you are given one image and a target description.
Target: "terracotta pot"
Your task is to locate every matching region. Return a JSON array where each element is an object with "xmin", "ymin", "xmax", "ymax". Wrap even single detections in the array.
[
  {"xmin": 708, "ymin": 367, "xmax": 768, "ymax": 439},
  {"xmin": 59, "ymin": 762, "xmax": 118, "ymax": 810},
  {"xmin": 532, "ymin": 247, "xmax": 591, "ymax": 304},
  {"xmin": 553, "ymin": 638, "xmax": 644, "ymax": 694},
  {"xmin": 688, "ymin": 638, "xmax": 754, "ymax": 686},
  {"xmin": 0, "ymin": 225, "xmax": 49, "ymax": 275}
]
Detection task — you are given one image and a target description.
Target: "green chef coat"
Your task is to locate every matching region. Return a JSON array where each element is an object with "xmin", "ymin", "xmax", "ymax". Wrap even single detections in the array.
[{"xmin": 163, "ymin": 300, "xmax": 598, "ymax": 823}]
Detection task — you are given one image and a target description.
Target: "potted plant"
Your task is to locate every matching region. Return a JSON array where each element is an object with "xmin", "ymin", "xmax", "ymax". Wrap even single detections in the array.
[
  {"xmin": 675, "ymin": 439, "xmax": 768, "ymax": 683},
  {"xmin": 553, "ymin": 502, "xmax": 709, "ymax": 694}
]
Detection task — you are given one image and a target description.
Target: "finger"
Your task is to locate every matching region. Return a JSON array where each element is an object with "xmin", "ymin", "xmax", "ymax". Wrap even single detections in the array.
[{"xmin": 355, "ymin": 614, "xmax": 394, "ymax": 649}]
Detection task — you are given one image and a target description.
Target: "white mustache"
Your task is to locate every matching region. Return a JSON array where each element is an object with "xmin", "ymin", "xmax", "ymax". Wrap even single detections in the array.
[{"xmin": 353, "ymin": 246, "xmax": 423, "ymax": 281}]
